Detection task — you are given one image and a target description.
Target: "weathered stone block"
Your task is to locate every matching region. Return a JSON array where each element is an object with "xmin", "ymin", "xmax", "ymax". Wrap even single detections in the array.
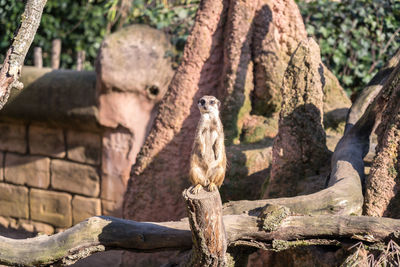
[
  {"xmin": 0, "ymin": 123, "xmax": 26, "ymax": 153},
  {"xmin": 72, "ymin": 195, "xmax": 101, "ymax": 224},
  {"xmin": 0, "ymin": 183, "xmax": 28, "ymax": 218},
  {"xmin": 51, "ymin": 160, "xmax": 100, "ymax": 197},
  {"xmin": 30, "ymin": 189, "xmax": 72, "ymax": 228},
  {"xmin": 66, "ymin": 130, "xmax": 101, "ymax": 165},
  {"xmin": 5, "ymin": 153, "xmax": 50, "ymax": 188},
  {"xmin": 101, "ymin": 199, "xmax": 122, "ymax": 217},
  {"xmin": 101, "ymin": 173, "xmax": 126, "ymax": 202},
  {"xmin": 97, "ymin": 24, "xmax": 173, "ymax": 99},
  {"xmin": 18, "ymin": 219, "xmax": 54, "ymax": 235},
  {"xmin": 29, "ymin": 125, "xmax": 65, "ymax": 158}
]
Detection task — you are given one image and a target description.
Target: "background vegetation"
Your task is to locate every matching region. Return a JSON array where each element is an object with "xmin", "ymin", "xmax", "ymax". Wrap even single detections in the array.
[
  {"xmin": 298, "ymin": 0, "xmax": 400, "ymax": 95},
  {"xmin": 0, "ymin": 0, "xmax": 398, "ymax": 94}
]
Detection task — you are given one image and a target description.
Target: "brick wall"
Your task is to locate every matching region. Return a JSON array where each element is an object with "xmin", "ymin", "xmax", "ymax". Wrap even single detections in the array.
[{"xmin": 0, "ymin": 122, "xmax": 103, "ymax": 234}]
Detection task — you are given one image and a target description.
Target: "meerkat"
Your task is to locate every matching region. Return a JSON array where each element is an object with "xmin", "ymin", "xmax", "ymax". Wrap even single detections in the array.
[{"xmin": 189, "ymin": 95, "xmax": 226, "ymax": 194}]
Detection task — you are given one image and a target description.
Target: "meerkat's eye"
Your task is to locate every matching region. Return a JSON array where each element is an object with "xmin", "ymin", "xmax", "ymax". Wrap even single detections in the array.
[
  {"xmin": 199, "ymin": 99, "xmax": 206, "ymax": 106},
  {"xmin": 210, "ymin": 100, "xmax": 215, "ymax": 105}
]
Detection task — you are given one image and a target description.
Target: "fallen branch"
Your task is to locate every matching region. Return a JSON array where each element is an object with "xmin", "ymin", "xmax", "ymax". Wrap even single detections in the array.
[
  {"xmin": 0, "ymin": 0, "xmax": 47, "ymax": 109},
  {"xmin": 3, "ymin": 213, "xmax": 400, "ymax": 266},
  {"xmin": 0, "ymin": 216, "xmax": 191, "ymax": 266}
]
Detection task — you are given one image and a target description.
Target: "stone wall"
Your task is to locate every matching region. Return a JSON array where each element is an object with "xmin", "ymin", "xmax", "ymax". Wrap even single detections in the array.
[
  {"xmin": 0, "ymin": 25, "xmax": 173, "ymax": 239},
  {"xmin": 0, "ymin": 121, "xmax": 103, "ymax": 234}
]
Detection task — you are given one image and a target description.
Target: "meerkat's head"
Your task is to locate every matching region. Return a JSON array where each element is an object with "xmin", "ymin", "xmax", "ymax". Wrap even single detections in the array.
[{"xmin": 198, "ymin": 95, "xmax": 220, "ymax": 115}]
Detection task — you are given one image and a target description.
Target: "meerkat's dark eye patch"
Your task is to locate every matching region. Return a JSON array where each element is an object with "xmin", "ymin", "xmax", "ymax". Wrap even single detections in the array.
[
  {"xmin": 210, "ymin": 100, "xmax": 215, "ymax": 105},
  {"xmin": 199, "ymin": 99, "xmax": 206, "ymax": 106}
]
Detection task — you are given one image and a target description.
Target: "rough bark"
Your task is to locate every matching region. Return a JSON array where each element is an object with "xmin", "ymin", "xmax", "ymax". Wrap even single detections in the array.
[
  {"xmin": 364, "ymin": 58, "xmax": 400, "ymax": 217},
  {"xmin": 2, "ymin": 214, "xmax": 400, "ymax": 266},
  {"xmin": 0, "ymin": 0, "xmax": 47, "ymax": 110},
  {"xmin": 264, "ymin": 38, "xmax": 331, "ymax": 198},
  {"xmin": 183, "ymin": 187, "xmax": 227, "ymax": 266}
]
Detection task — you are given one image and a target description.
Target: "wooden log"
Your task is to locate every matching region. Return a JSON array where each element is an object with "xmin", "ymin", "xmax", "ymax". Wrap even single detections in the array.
[
  {"xmin": 0, "ymin": 216, "xmax": 192, "ymax": 266},
  {"xmin": 33, "ymin": 47, "xmax": 42, "ymax": 68},
  {"xmin": 183, "ymin": 187, "xmax": 227, "ymax": 266},
  {"xmin": 51, "ymin": 39, "xmax": 61, "ymax": 69},
  {"xmin": 2, "ymin": 214, "xmax": 400, "ymax": 265},
  {"xmin": 76, "ymin": 50, "xmax": 85, "ymax": 71}
]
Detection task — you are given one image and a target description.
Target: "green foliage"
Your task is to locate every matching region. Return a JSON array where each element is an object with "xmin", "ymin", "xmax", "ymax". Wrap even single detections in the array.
[
  {"xmin": 0, "ymin": 0, "xmax": 109, "ymax": 70},
  {"xmin": 124, "ymin": 0, "xmax": 199, "ymax": 66},
  {"xmin": 297, "ymin": 0, "xmax": 400, "ymax": 94},
  {"xmin": 3, "ymin": 0, "xmax": 396, "ymax": 91},
  {"xmin": 0, "ymin": 0, "xmax": 198, "ymax": 70}
]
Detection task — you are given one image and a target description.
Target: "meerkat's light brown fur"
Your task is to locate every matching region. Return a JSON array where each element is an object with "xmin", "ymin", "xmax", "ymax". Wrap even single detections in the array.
[{"xmin": 190, "ymin": 95, "xmax": 226, "ymax": 193}]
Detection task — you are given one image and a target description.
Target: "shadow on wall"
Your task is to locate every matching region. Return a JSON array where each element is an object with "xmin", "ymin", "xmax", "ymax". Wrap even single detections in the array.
[{"xmin": 3, "ymin": 67, "xmax": 98, "ymax": 129}]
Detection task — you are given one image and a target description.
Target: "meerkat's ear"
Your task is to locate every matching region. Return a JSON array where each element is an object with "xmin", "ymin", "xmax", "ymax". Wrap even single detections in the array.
[{"xmin": 217, "ymin": 99, "xmax": 221, "ymax": 108}]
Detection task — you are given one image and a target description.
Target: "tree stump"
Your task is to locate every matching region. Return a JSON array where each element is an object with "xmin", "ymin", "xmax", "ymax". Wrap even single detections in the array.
[{"xmin": 183, "ymin": 186, "xmax": 227, "ymax": 266}]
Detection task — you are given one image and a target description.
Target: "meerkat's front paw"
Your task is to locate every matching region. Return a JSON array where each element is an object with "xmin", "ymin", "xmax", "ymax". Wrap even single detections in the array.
[
  {"xmin": 192, "ymin": 184, "xmax": 203, "ymax": 194},
  {"xmin": 208, "ymin": 182, "xmax": 218, "ymax": 192}
]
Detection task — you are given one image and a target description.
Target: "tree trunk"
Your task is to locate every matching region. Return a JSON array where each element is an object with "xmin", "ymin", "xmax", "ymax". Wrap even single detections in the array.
[{"xmin": 183, "ymin": 187, "xmax": 227, "ymax": 266}]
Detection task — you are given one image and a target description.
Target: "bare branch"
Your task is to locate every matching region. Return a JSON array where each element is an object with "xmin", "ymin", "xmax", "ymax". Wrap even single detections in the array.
[
  {"xmin": 0, "ymin": 0, "xmax": 47, "ymax": 110},
  {"xmin": 2, "ymin": 213, "xmax": 400, "ymax": 266},
  {"xmin": 346, "ymin": 48, "xmax": 400, "ymax": 133},
  {"xmin": 0, "ymin": 216, "xmax": 191, "ymax": 266}
]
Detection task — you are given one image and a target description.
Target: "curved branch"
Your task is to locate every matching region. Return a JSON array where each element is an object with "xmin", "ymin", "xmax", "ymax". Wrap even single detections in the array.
[
  {"xmin": 0, "ymin": 0, "xmax": 47, "ymax": 109},
  {"xmin": 2, "ymin": 214, "xmax": 400, "ymax": 266},
  {"xmin": 0, "ymin": 216, "xmax": 191, "ymax": 266}
]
